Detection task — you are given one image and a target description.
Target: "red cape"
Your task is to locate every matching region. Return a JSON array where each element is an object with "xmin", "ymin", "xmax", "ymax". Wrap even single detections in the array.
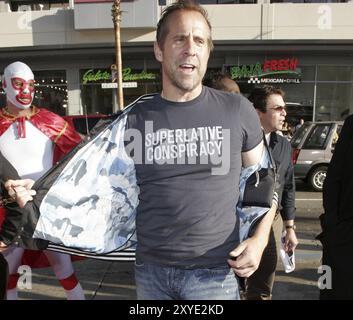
[
  {"xmin": 0, "ymin": 106, "xmax": 82, "ymax": 267},
  {"xmin": 0, "ymin": 106, "xmax": 81, "ymax": 164}
]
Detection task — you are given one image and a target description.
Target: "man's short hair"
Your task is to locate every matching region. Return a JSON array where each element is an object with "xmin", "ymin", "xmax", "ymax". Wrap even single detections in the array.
[
  {"xmin": 156, "ymin": 0, "xmax": 213, "ymax": 51},
  {"xmin": 203, "ymin": 71, "xmax": 239, "ymax": 93},
  {"xmin": 248, "ymin": 86, "xmax": 285, "ymax": 113}
]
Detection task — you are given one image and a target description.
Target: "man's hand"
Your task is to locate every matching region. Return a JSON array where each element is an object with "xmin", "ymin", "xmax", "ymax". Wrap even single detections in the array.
[
  {"xmin": 283, "ymin": 228, "xmax": 298, "ymax": 253},
  {"xmin": 4, "ymin": 179, "xmax": 36, "ymax": 208},
  {"xmin": 0, "ymin": 241, "xmax": 7, "ymax": 252},
  {"xmin": 229, "ymin": 201, "xmax": 277, "ymax": 278},
  {"xmin": 227, "ymin": 236, "xmax": 266, "ymax": 278}
]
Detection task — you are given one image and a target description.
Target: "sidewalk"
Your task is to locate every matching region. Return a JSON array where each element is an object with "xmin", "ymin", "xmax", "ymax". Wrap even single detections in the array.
[
  {"xmin": 16, "ymin": 235, "xmax": 322, "ymax": 300},
  {"xmin": 272, "ymin": 231, "xmax": 322, "ymax": 300}
]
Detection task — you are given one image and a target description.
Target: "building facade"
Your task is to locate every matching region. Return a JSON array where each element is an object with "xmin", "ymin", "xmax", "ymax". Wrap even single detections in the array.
[{"xmin": 0, "ymin": 0, "xmax": 353, "ymax": 124}]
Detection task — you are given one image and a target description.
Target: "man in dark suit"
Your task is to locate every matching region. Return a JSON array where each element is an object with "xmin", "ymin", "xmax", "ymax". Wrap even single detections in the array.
[{"xmin": 246, "ymin": 86, "xmax": 298, "ymax": 300}]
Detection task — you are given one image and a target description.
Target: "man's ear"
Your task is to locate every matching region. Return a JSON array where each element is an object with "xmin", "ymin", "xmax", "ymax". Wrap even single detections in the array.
[
  {"xmin": 2, "ymin": 77, "xmax": 6, "ymax": 89},
  {"xmin": 154, "ymin": 42, "xmax": 163, "ymax": 62}
]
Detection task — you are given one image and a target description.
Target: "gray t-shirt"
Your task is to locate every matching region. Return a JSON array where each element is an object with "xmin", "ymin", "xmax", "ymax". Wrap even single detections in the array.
[{"xmin": 125, "ymin": 86, "xmax": 262, "ymax": 268}]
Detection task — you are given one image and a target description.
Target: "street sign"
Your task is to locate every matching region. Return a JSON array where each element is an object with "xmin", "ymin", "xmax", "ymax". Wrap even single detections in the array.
[{"xmin": 101, "ymin": 82, "xmax": 137, "ymax": 89}]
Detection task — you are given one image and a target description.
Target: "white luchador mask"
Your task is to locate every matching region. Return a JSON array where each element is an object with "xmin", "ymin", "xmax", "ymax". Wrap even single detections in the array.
[{"xmin": 2, "ymin": 61, "xmax": 35, "ymax": 110}]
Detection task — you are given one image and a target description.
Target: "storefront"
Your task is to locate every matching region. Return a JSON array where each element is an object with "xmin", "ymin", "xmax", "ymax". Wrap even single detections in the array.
[
  {"xmin": 79, "ymin": 66, "xmax": 161, "ymax": 114},
  {"xmin": 1, "ymin": 43, "xmax": 353, "ymax": 124},
  {"xmin": 219, "ymin": 51, "xmax": 353, "ymax": 126}
]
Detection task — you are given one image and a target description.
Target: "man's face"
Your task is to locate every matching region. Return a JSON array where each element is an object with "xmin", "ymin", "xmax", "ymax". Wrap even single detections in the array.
[
  {"xmin": 3, "ymin": 62, "xmax": 35, "ymax": 110},
  {"xmin": 258, "ymin": 94, "xmax": 287, "ymax": 133},
  {"xmin": 154, "ymin": 10, "xmax": 211, "ymax": 99}
]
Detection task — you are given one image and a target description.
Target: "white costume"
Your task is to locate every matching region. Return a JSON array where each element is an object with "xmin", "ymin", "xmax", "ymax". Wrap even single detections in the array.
[{"xmin": 0, "ymin": 62, "xmax": 85, "ymax": 300}]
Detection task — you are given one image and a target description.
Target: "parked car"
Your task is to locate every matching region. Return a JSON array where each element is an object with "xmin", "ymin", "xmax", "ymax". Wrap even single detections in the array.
[
  {"xmin": 291, "ymin": 121, "xmax": 343, "ymax": 191},
  {"xmin": 63, "ymin": 114, "xmax": 114, "ymax": 137}
]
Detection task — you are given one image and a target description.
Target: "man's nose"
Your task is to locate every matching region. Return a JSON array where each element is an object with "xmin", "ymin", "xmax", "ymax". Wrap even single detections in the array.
[{"xmin": 184, "ymin": 37, "xmax": 196, "ymax": 56}]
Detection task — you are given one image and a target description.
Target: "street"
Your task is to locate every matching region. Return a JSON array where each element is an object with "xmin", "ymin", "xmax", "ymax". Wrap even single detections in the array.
[
  {"xmin": 16, "ymin": 181, "xmax": 323, "ymax": 300},
  {"xmin": 272, "ymin": 181, "xmax": 322, "ymax": 300}
]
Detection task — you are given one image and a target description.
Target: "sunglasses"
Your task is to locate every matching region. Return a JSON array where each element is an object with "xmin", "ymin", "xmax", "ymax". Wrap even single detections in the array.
[{"xmin": 269, "ymin": 105, "xmax": 286, "ymax": 112}]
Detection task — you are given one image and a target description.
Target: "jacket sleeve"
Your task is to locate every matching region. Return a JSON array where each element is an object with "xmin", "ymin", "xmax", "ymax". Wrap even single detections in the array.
[
  {"xmin": 0, "ymin": 152, "xmax": 23, "ymax": 245},
  {"xmin": 280, "ymin": 147, "xmax": 296, "ymax": 221},
  {"xmin": 322, "ymin": 115, "xmax": 353, "ymax": 229}
]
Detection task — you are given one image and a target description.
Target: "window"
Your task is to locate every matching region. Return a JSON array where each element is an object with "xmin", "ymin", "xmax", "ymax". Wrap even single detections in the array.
[
  {"xmin": 34, "ymin": 70, "xmax": 67, "ymax": 116},
  {"xmin": 315, "ymin": 83, "xmax": 353, "ymax": 121},
  {"xmin": 291, "ymin": 122, "xmax": 311, "ymax": 148},
  {"xmin": 196, "ymin": 0, "xmax": 257, "ymax": 4},
  {"xmin": 9, "ymin": 0, "xmax": 70, "ymax": 12},
  {"xmin": 317, "ymin": 66, "xmax": 353, "ymax": 82},
  {"xmin": 303, "ymin": 124, "xmax": 332, "ymax": 149},
  {"xmin": 271, "ymin": 0, "xmax": 349, "ymax": 3}
]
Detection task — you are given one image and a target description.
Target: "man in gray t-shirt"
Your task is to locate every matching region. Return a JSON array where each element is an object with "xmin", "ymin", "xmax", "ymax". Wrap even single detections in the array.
[
  {"xmin": 126, "ymin": 1, "xmax": 277, "ymax": 300},
  {"xmin": 4, "ymin": 1, "xmax": 278, "ymax": 301},
  {"xmin": 127, "ymin": 86, "xmax": 262, "ymax": 269}
]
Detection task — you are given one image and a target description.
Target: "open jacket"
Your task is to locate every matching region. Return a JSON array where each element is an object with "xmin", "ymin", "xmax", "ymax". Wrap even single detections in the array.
[{"xmin": 4, "ymin": 94, "xmax": 276, "ymax": 261}]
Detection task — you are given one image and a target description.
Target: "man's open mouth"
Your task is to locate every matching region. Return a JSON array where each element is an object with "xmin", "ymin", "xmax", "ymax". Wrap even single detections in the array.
[{"xmin": 179, "ymin": 64, "xmax": 196, "ymax": 72}]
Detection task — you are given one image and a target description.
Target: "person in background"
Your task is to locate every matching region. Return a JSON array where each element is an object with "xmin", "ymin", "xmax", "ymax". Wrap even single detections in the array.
[
  {"xmin": 295, "ymin": 118, "xmax": 304, "ymax": 133},
  {"xmin": 246, "ymin": 86, "xmax": 298, "ymax": 300},
  {"xmin": 203, "ymin": 71, "xmax": 240, "ymax": 94},
  {"xmin": 0, "ymin": 61, "xmax": 85, "ymax": 300},
  {"xmin": 319, "ymin": 114, "xmax": 353, "ymax": 299}
]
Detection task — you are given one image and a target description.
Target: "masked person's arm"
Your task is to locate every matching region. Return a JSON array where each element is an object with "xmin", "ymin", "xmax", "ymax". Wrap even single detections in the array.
[
  {"xmin": 0, "ymin": 179, "xmax": 36, "ymax": 249},
  {"xmin": 4, "ymin": 179, "xmax": 36, "ymax": 208}
]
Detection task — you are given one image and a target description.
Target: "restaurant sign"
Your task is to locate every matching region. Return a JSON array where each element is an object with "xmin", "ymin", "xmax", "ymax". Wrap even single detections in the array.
[
  {"xmin": 225, "ymin": 58, "xmax": 301, "ymax": 84},
  {"xmin": 82, "ymin": 67, "xmax": 157, "ymax": 84}
]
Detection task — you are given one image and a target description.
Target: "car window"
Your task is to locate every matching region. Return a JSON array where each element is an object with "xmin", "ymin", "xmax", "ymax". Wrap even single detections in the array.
[
  {"xmin": 303, "ymin": 124, "xmax": 332, "ymax": 149},
  {"xmin": 331, "ymin": 125, "xmax": 342, "ymax": 148},
  {"xmin": 291, "ymin": 122, "xmax": 311, "ymax": 148}
]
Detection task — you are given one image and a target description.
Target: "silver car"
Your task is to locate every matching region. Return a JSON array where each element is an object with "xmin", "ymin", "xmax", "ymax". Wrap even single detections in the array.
[{"xmin": 291, "ymin": 121, "xmax": 343, "ymax": 191}]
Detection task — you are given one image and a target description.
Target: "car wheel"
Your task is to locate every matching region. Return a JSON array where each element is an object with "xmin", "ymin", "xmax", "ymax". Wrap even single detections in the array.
[{"xmin": 308, "ymin": 166, "xmax": 327, "ymax": 192}]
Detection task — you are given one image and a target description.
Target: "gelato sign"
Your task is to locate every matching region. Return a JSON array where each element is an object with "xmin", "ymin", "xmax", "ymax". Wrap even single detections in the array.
[
  {"xmin": 226, "ymin": 58, "xmax": 301, "ymax": 84},
  {"xmin": 82, "ymin": 68, "xmax": 157, "ymax": 84}
]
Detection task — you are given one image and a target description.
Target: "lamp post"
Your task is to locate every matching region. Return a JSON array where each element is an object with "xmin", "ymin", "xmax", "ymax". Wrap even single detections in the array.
[{"xmin": 111, "ymin": 0, "xmax": 124, "ymax": 111}]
